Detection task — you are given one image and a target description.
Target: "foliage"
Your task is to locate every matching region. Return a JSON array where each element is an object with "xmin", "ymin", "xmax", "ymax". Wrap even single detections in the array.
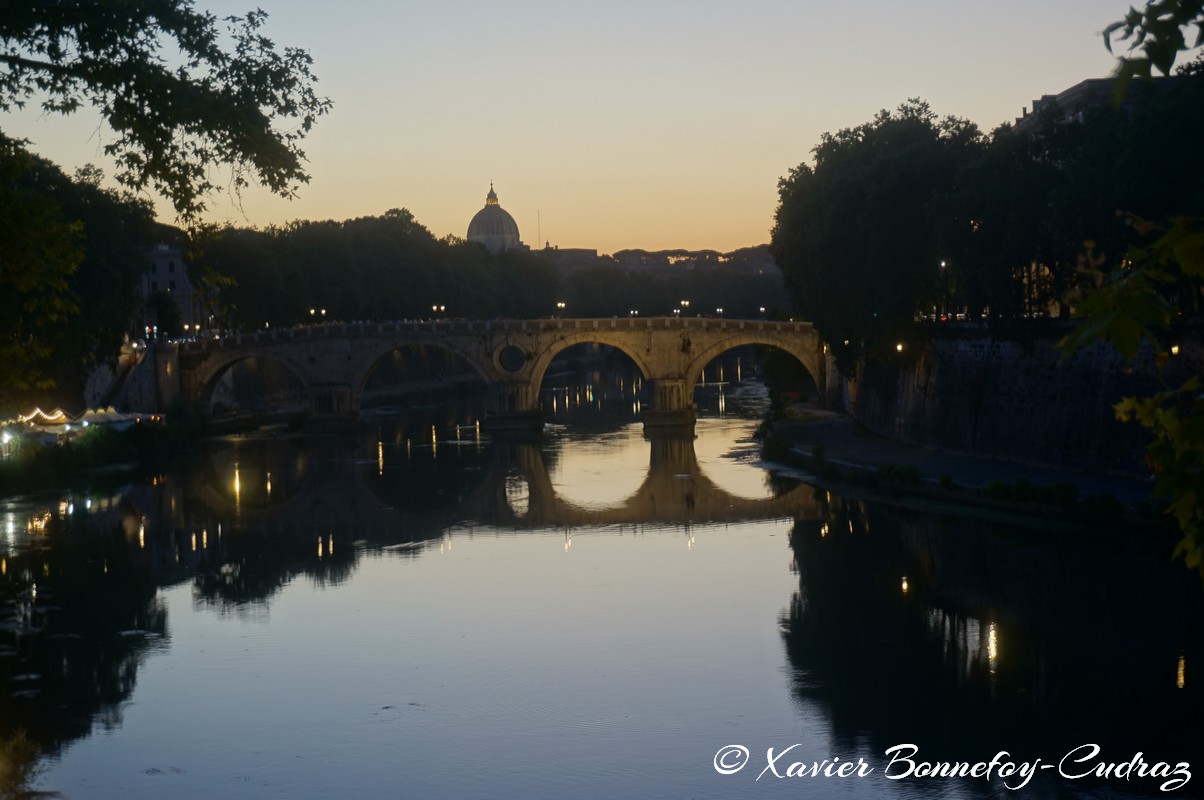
[
  {"xmin": 1115, "ymin": 384, "xmax": 1204, "ymax": 567},
  {"xmin": 773, "ymin": 72, "xmax": 1204, "ymax": 380},
  {"xmin": 0, "ymin": 5, "xmax": 330, "ymax": 415},
  {"xmin": 1059, "ymin": 216, "xmax": 1203, "ymax": 359},
  {"xmin": 771, "ymin": 99, "xmax": 982, "ymax": 373},
  {"xmin": 0, "ymin": 139, "xmax": 157, "ymax": 414},
  {"xmin": 146, "ymin": 290, "xmax": 183, "ymax": 338},
  {"xmin": 0, "ymin": 2, "xmax": 331, "ymax": 221},
  {"xmin": 1057, "ymin": 2, "xmax": 1204, "ymax": 576},
  {"xmin": 191, "ymin": 213, "xmax": 790, "ymax": 327},
  {"xmin": 1105, "ymin": 0, "xmax": 1204, "ymax": 88},
  {"xmin": 0, "ymin": 137, "xmax": 82, "ymax": 407},
  {"xmin": 0, "ymin": 417, "xmax": 203, "ymax": 498},
  {"xmin": 1061, "ymin": 215, "xmax": 1204, "ymax": 575}
]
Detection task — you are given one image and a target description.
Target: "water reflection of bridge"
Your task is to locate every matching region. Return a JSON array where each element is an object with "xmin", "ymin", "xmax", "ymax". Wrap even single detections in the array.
[
  {"xmin": 486, "ymin": 436, "xmax": 819, "ymax": 527},
  {"xmin": 183, "ymin": 435, "xmax": 821, "ymax": 536}
]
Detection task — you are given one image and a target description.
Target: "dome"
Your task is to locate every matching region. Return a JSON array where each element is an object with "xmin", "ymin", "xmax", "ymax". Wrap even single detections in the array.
[{"xmin": 467, "ymin": 184, "xmax": 521, "ymax": 254}]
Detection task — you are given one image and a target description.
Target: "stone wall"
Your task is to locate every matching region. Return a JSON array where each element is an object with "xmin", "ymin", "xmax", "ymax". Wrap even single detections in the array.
[
  {"xmin": 107, "ymin": 343, "xmax": 180, "ymax": 413},
  {"xmin": 852, "ymin": 324, "xmax": 1203, "ymax": 476}
]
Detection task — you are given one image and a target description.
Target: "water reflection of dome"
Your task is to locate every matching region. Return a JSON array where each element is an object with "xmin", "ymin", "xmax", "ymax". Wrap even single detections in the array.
[{"xmin": 467, "ymin": 183, "xmax": 521, "ymax": 254}]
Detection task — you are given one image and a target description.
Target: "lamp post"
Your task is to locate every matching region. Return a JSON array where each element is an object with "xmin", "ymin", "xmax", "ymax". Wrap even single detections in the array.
[
  {"xmin": 680, "ymin": 300, "xmax": 690, "ymax": 316},
  {"xmin": 939, "ymin": 260, "xmax": 948, "ymax": 321},
  {"xmin": 556, "ymin": 301, "xmax": 566, "ymax": 319}
]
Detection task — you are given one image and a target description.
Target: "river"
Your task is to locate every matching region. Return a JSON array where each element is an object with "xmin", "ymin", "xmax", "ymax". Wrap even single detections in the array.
[{"xmin": 1, "ymin": 371, "xmax": 1201, "ymax": 799}]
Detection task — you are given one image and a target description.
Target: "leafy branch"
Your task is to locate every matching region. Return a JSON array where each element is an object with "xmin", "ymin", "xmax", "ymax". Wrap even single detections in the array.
[
  {"xmin": 1061, "ymin": 215, "xmax": 1204, "ymax": 576},
  {"xmin": 0, "ymin": 3, "xmax": 332, "ymax": 220}
]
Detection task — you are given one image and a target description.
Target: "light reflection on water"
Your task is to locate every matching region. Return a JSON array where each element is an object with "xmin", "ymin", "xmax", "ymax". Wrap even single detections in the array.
[{"xmin": 0, "ymin": 382, "xmax": 1201, "ymax": 798}]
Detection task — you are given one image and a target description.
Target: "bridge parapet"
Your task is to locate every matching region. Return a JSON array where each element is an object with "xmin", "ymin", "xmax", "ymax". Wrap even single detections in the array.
[{"xmin": 179, "ymin": 317, "xmax": 816, "ymax": 352}]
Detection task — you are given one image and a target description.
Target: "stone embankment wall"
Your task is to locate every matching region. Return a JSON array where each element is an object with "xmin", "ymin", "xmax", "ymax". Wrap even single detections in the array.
[
  {"xmin": 103, "ymin": 343, "xmax": 180, "ymax": 413},
  {"xmin": 852, "ymin": 324, "xmax": 1203, "ymax": 476}
]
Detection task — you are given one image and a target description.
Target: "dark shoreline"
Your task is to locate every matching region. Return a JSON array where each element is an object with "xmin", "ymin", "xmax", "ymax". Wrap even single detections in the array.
[{"xmin": 761, "ymin": 411, "xmax": 1172, "ymax": 534}]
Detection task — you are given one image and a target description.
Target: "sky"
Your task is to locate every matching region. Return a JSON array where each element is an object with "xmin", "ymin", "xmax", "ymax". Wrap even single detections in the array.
[{"xmin": 4, "ymin": 1, "xmax": 1146, "ymax": 253}]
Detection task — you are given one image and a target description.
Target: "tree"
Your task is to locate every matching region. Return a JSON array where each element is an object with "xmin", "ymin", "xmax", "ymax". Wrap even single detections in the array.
[
  {"xmin": 0, "ymin": 140, "xmax": 162, "ymax": 412},
  {"xmin": 932, "ymin": 72, "xmax": 1204, "ymax": 328},
  {"xmin": 146, "ymin": 290, "xmax": 183, "ymax": 339},
  {"xmin": 1, "ymin": 3, "xmax": 332, "ymax": 221},
  {"xmin": 771, "ymin": 99, "xmax": 981, "ymax": 373},
  {"xmin": 0, "ymin": 4, "xmax": 330, "ymax": 411},
  {"xmin": 0, "ymin": 136, "xmax": 83, "ymax": 409}
]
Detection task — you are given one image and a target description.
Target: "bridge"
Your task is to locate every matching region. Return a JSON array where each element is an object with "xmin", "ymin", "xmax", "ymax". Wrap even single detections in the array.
[{"xmin": 162, "ymin": 317, "xmax": 829, "ymax": 433}]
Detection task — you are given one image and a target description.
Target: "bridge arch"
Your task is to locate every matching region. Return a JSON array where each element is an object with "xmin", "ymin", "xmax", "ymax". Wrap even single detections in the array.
[
  {"xmin": 683, "ymin": 332, "xmax": 821, "ymax": 398},
  {"xmin": 352, "ymin": 338, "xmax": 493, "ymax": 405},
  {"xmin": 526, "ymin": 331, "xmax": 656, "ymax": 401},
  {"xmin": 195, "ymin": 351, "xmax": 312, "ymax": 415}
]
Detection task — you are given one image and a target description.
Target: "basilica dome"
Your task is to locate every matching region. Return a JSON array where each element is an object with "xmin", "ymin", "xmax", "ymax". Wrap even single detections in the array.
[{"xmin": 467, "ymin": 184, "xmax": 521, "ymax": 254}]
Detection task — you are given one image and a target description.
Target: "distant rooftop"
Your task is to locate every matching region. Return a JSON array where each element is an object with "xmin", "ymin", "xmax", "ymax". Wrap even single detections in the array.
[{"xmin": 1015, "ymin": 75, "xmax": 1185, "ymax": 131}]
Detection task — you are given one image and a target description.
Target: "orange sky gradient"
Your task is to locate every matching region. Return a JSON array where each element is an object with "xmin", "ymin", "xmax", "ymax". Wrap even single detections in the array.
[{"xmin": 4, "ymin": 1, "xmax": 1157, "ymax": 254}]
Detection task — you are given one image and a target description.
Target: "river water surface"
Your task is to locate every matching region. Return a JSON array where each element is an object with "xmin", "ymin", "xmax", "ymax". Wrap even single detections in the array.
[{"xmin": 2, "ymin": 379, "xmax": 1202, "ymax": 799}]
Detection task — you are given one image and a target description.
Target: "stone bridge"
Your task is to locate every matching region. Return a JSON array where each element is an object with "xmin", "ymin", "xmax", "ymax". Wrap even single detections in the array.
[{"xmin": 169, "ymin": 317, "xmax": 827, "ymax": 433}]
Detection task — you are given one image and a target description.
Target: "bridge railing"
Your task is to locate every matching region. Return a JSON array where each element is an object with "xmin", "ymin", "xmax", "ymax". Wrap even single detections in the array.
[{"xmin": 178, "ymin": 317, "xmax": 815, "ymax": 353}]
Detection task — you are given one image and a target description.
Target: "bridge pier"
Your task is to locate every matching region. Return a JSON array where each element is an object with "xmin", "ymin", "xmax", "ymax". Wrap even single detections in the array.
[
  {"xmin": 304, "ymin": 383, "xmax": 358, "ymax": 431},
  {"xmin": 643, "ymin": 378, "xmax": 696, "ymax": 434},
  {"xmin": 310, "ymin": 383, "xmax": 355, "ymax": 417},
  {"xmin": 483, "ymin": 382, "xmax": 544, "ymax": 436}
]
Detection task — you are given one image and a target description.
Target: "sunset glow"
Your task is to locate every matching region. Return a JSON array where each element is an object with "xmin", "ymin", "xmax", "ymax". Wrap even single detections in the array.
[{"xmin": 4, "ymin": 0, "xmax": 1134, "ymax": 252}]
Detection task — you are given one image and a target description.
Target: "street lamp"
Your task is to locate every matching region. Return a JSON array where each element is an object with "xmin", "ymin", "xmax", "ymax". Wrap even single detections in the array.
[
  {"xmin": 556, "ymin": 301, "xmax": 566, "ymax": 318},
  {"xmin": 939, "ymin": 260, "xmax": 948, "ymax": 321},
  {"xmin": 715, "ymin": 307, "xmax": 724, "ymax": 317}
]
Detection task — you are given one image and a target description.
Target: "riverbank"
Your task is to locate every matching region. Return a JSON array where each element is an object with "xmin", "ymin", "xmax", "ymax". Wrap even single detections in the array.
[
  {"xmin": 0, "ymin": 412, "xmax": 205, "ymax": 500},
  {"xmin": 763, "ymin": 408, "xmax": 1165, "ymax": 525}
]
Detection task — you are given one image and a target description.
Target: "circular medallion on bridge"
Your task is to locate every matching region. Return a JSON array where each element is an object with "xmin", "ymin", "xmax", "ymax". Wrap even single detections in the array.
[{"xmin": 498, "ymin": 345, "xmax": 526, "ymax": 373}]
